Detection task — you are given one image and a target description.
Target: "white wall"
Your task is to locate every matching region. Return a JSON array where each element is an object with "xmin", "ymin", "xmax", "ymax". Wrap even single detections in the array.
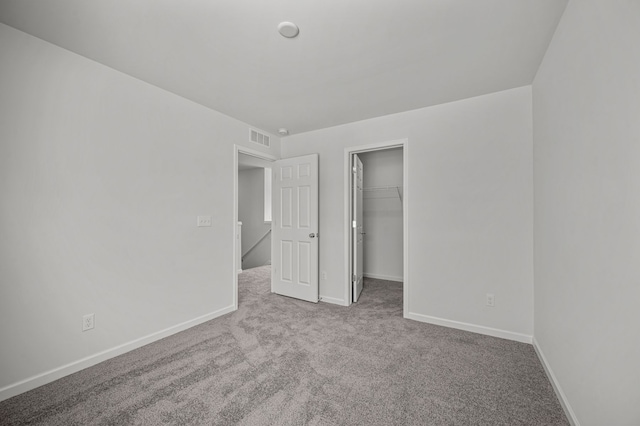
[
  {"xmin": 238, "ymin": 168, "xmax": 271, "ymax": 269},
  {"xmin": 0, "ymin": 24, "xmax": 279, "ymax": 399},
  {"xmin": 358, "ymin": 148, "xmax": 403, "ymax": 281},
  {"xmin": 532, "ymin": 1, "xmax": 640, "ymax": 424},
  {"xmin": 282, "ymin": 86, "xmax": 534, "ymax": 340}
]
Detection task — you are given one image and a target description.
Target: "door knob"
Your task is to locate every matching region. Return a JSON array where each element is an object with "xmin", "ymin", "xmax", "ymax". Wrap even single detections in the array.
[{"xmin": 309, "ymin": 233, "xmax": 316, "ymax": 238}]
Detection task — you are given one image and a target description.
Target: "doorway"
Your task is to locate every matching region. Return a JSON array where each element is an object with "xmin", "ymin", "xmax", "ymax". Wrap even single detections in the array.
[
  {"xmin": 344, "ymin": 139, "xmax": 409, "ymax": 315},
  {"xmin": 233, "ymin": 146, "xmax": 276, "ymax": 310},
  {"xmin": 238, "ymin": 153, "xmax": 273, "ymax": 270},
  {"xmin": 233, "ymin": 146, "xmax": 320, "ymax": 308}
]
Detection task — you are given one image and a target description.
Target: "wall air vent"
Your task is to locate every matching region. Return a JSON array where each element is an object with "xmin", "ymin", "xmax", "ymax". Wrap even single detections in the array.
[{"xmin": 250, "ymin": 129, "xmax": 270, "ymax": 148}]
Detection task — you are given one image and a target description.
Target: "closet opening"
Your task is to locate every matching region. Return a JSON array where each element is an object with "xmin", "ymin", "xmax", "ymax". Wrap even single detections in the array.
[{"xmin": 344, "ymin": 140, "xmax": 409, "ymax": 315}]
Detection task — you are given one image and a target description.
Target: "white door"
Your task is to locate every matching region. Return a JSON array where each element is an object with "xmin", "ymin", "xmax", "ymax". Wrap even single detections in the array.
[
  {"xmin": 352, "ymin": 154, "xmax": 364, "ymax": 302},
  {"xmin": 271, "ymin": 154, "xmax": 319, "ymax": 303}
]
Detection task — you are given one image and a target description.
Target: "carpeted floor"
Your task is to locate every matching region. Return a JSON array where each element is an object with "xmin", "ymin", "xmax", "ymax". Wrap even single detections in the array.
[{"xmin": 0, "ymin": 266, "xmax": 568, "ymax": 425}]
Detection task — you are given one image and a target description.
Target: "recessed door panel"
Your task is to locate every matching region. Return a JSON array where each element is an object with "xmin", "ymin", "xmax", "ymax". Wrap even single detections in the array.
[
  {"xmin": 298, "ymin": 163, "xmax": 311, "ymax": 178},
  {"xmin": 298, "ymin": 241, "xmax": 311, "ymax": 286},
  {"xmin": 281, "ymin": 166, "xmax": 293, "ymax": 180},
  {"xmin": 281, "ymin": 187, "xmax": 293, "ymax": 228},
  {"xmin": 280, "ymin": 240, "xmax": 293, "ymax": 282},
  {"xmin": 298, "ymin": 186, "xmax": 310, "ymax": 228}
]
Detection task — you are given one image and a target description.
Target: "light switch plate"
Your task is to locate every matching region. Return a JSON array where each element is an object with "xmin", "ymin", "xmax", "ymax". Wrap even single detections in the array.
[{"xmin": 197, "ymin": 216, "xmax": 212, "ymax": 227}]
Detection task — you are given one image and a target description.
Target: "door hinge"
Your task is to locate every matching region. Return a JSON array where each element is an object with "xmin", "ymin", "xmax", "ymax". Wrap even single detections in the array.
[
  {"xmin": 352, "ymin": 220, "xmax": 357, "ymax": 228},
  {"xmin": 352, "ymin": 274, "xmax": 357, "ymax": 282},
  {"xmin": 352, "ymin": 166, "xmax": 357, "ymax": 173}
]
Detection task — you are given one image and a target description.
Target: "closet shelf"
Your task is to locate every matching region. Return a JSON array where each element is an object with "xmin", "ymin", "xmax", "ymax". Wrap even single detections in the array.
[{"xmin": 363, "ymin": 185, "xmax": 403, "ymax": 202}]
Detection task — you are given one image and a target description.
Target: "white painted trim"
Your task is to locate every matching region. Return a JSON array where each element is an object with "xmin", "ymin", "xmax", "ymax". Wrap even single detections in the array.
[
  {"xmin": 363, "ymin": 273, "xmax": 403, "ymax": 282},
  {"xmin": 402, "ymin": 142, "xmax": 409, "ymax": 318},
  {"xmin": 233, "ymin": 145, "xmax": 277, "ymax": 310},
  {"xmin": 319, "ymin": 295, "xmax": 347, "ymax": 306},
  {"xmin": 347, "ymin": 140, "xmax": 407, "ymax": 153},
  {"xmin": 344, "ymin": 139, "xmax": 409, "ymax": 308},
  {"xmin": 406, "ymin": 311, "xmax": 533, "ymax": 344},
  {"xmin": 233, "ymin": 147, "xmax": 239, "ymax": 310},
  {"xmin": 533, "ymin": 337, "xmax": 580, "ymax": 426},
  {"xmin": 0, "ymin": 305, "xmax": 235, "ymax": 403},
  {"xmin": 343, "ymin": 149, "xmax": 352, "ymax": 305},
  {"xmin": 235, "ymin": 145, "xmax": 278, "ymax": 162}
]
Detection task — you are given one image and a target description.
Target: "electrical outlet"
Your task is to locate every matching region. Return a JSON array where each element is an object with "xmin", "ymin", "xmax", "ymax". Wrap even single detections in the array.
[
  {"xmin": 321, "ymin": 271, "xmax": 327, "ymax": 280},
  {"xmin": 486, "ymin": 293, "xmax": 495, "ymax": 307},
  {"xmin": 82, "ymin": 313, "xmax": 95, "ymax": 331},
  {"xmin": 197, "ymin": 215, "xmax": 212, "ymax": 227}
]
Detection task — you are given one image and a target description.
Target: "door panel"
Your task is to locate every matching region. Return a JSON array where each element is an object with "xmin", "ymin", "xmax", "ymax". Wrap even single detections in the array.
[
  {"xmin": 299, "ymin": 186, "xmax": 310, "ymax": 227},
  {"xmin": 281, "ymin": 186, "xmax": 293, "ymax": 227},
  {"xmin": 353, "ymin": 154, "xmax": 364, "ymax": 302},
  {"xmin": 272, "ymin": 154, "xmax": 319, "ymax": 303},
  {"xmin": 280, "ymin": 241, "xmax": 293, "ymax": 281},
  {"xmin": 298, "ymin": 241, "xmax": 311, "ymax": 285}
]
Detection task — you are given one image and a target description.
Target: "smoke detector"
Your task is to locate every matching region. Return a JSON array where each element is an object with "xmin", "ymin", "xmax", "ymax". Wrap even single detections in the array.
[
  {"xmin": 278, "ymin": 22, "xmax": 299, "ymax": 38},
  {"xmin": 278, "ymin": 128, "xmax": 290, "ymax": 136}
]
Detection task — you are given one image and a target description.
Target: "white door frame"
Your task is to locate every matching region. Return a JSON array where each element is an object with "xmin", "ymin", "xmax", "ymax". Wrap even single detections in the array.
[
  {"xmin": 343, "ymin": 139, "xmax": 409, "ymax": 316},
  {"xmin": 233, "ymin": 145, "xmax": 277, "ymax": 310},
  {"xmin": 352, "ymin": 154, "xmax": 364, "ymax": 303}
]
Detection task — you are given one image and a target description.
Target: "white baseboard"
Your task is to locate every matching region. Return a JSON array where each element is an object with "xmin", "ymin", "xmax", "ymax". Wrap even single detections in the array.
[
  {"xmin": 532, "ymin": 337, "xmax": 580, "ymax": 426},
  {"xmin": 364, "ymin": 273, "xmax": 403, "ymax": 282},
  {"xmin": 405, "ymin": 311, "xmax": 532, "ymax": 344},
  {"xmin": 0, "ymin": 304, "xmax": 236, "ymax": 403},
  {"xmin": 319, "ymin": 295, "xmax": 347, "ymax": 306}
]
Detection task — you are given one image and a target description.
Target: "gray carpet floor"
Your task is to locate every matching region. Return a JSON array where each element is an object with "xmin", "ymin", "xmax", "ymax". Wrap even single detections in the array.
[{"xmin": 0, "ymin": 266, "xmax": 568, "ymax": 425}]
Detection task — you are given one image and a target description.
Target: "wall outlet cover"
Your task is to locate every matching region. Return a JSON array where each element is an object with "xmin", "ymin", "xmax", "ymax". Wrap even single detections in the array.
[
  {"xmin": 82, "ymin": 313, "xmax": 95, "ymax": 331},
  {"xmin": 486, "ymin": 293, "xmax": 495, "ymax": 307}
]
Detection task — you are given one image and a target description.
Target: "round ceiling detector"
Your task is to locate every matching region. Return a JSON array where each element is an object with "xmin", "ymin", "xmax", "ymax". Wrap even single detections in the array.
[
  {"xmin": 278, "ymin": 128, "xmax": 290, "ymax": 136},
  {"xmin": 278, "ymin": 22, "xmax": 299, "ymax": 38}
]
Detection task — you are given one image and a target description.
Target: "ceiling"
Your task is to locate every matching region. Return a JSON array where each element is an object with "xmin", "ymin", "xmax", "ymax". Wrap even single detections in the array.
[{"xmin": 0, "ymin": 0, "xmax": 568, "ymax": 136}]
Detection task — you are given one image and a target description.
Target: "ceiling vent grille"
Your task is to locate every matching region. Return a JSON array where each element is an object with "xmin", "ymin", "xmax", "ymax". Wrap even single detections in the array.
[{"xmin": 250, "ymin": 129, "xmax": 270, "ymax": 147}]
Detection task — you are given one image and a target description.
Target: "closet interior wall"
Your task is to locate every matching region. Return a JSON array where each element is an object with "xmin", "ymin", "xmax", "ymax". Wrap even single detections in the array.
[{"xmin": 358, "ymin": 148, "xmax": 404, "ymax": 282}]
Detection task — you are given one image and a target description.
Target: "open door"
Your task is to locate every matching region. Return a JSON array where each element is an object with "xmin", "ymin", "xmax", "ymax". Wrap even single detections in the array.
[
  {"xmin": 271, "ymin": 154, "xmax": 319, "ymax": 303},
  {"xmin": 352, "ymin": 154, "xmax": 364, "ymax": 302}
]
